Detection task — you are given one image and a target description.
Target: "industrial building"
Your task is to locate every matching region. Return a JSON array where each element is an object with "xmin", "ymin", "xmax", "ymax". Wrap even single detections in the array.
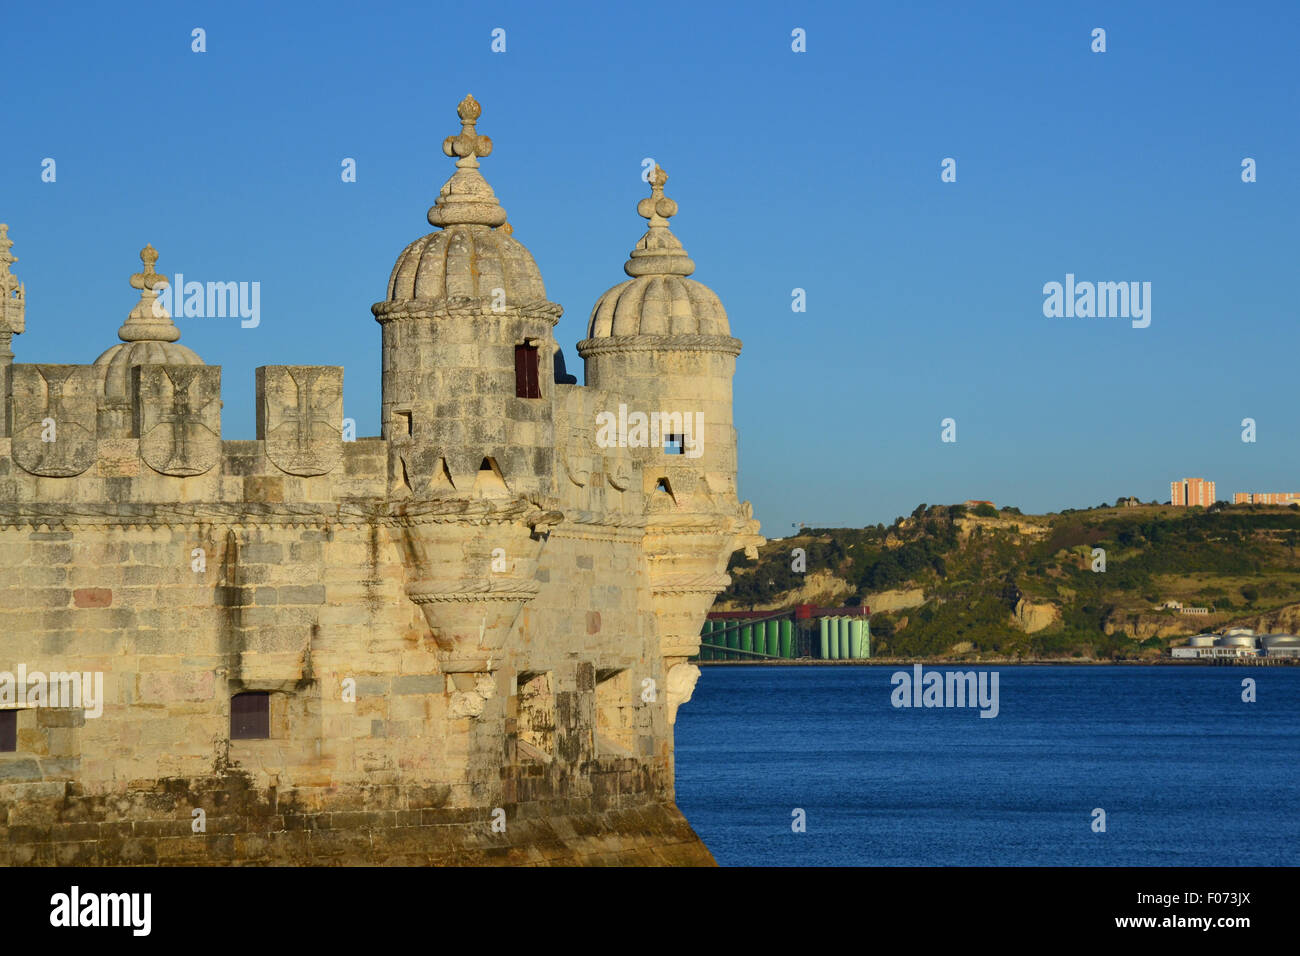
[
  {"xmin": 1170, "ymin": 628, "xmax": 1300, "ymax": 659},
  {"xmin": 699, "ymin": 605, "xmax": 870, "ymax": 661}
]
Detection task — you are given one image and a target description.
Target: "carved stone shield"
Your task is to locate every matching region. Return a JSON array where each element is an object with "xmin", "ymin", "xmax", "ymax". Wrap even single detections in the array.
[
  {"xmin": 257, "ymin": 366, "xmax": 343, "ymax": 476},
  {"xmin": 134, "ymin": 364, "xmax": 221, "ymax": 476},
  {"xmin": 11, "ymin": 364, "xmax": 98, "ymax": 477}
]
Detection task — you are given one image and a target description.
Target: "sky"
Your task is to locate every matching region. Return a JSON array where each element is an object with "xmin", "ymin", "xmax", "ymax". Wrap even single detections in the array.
[{"xmin": 3, "ymin": 0, "xmax": 1298, "ymax": 536}]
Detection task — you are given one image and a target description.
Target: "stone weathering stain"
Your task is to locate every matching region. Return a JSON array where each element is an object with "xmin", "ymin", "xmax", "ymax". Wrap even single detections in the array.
[{"xmin": 0, "ymin": 96, "xmax": 763, "ymax": 866}]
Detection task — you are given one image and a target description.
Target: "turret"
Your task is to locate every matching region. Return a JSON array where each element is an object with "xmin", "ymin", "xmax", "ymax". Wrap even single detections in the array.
[
  {"xmin": 372, "ymin": 95, "xmax": 563, "ymax": 500},
  {"xmin": 579, "ymin": 167, "xmax": 762, "ymax": 715},
  {"xmin": 374, "ymin": 96, "xmax": 563, "ymax": 677},
  {"xmin": 577, "ymin": 166, "xmax": 743, "ymax": 506}
]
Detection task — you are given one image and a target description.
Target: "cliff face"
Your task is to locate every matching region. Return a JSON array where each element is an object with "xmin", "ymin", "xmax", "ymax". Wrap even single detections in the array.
[
  {"xmin": 716, "ymin": 568, "xmax": 849, "ymax": 611},
  {"xmin": 1012, "ymin": 599, "xmax": 1060, "ymax": 634},
  {"xmin": 1225, "ymin": 602, "xmax": 1300, "ymax": 635},
  {"xmin": 1103, "ymin": 611, "xmax": 1217, "ymax": 640}
]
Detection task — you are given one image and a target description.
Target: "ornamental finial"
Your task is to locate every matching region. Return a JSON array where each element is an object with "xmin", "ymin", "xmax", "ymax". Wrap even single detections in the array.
[
  {"xmin": 625, "ymin": 165, "xmax": 694, "ymax": 278},
  {"xmin": 637, "ymin": 165, "xmax": 678, "ymax": 227},
  {"xmin": 442, "ymin": 94, "xmax": 493, "ymax": 165},
  {"xmin": 0, "ymin": 223, "xmax": 25, "ymax": 337},
  {"xmin": 118, "ymin": 243, "xmax": 180, "ymax": 343},
  {"xmin": 428, "ymin": 95, "xmax": 508, "ymax": 228},
  {"xmin": 130, "ymin": 243, "xmax": 168, "ymax": 292}
]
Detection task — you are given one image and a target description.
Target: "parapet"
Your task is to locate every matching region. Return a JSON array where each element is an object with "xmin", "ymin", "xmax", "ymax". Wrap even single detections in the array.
[{"xmin": 1, "ymin": 359, "xmax": 383, "ymax": 512}]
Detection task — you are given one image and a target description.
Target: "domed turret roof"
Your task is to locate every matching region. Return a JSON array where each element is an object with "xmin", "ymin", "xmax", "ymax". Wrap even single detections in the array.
[
  {"xmin": 93, "ymin": 244, "xmax": 203, "ymax": 403},
  {"xmin": 376, "ymin": 95, "xmax": 557, "ymax": 320},
  {"xmin": 583, "ymin": 166, "xmax": 732, "ymax": 340},
  {"xmin": 386, "ymin": 225, "xmax": 546, "ymax": 305}
]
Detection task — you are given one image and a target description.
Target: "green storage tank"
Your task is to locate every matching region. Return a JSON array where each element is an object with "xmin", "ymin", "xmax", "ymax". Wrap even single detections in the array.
[
  {"xmin": 863, "ymin": 619, "xmax": 870, "ymax": 658},
  {"xmin": 725, "ymin": 620, "xmax": 739, "ymax": 661},
  {"xmin": 818, "ymin": 617, "xmax": 829, "ymax": 659},
  {"xmin": 703, "ymin": 619, "xmax": 717, "ymax": 661},
  {"xmin": 850, "ymin": 618, "xmax": 864, "ymax": 659},
  {"xmin": 828, "ymin": 617, "xmax": 839, "ymax": 659},
  {"xmin": 768, "ymin": 620, "xmax": 781, "ymax": 656},
  {"xmin": 740, "ymin": 623, "xmax": 753, "ymax": 656},
  {"xmin": 780, "ymin": 619, "xmax": 793, "ymax": 658}
]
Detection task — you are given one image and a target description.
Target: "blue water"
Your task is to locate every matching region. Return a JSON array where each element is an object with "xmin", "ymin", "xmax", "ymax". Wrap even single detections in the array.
[{"xmin": 674, "ymin": 665, "xmax": 1300, "ymax": 866}]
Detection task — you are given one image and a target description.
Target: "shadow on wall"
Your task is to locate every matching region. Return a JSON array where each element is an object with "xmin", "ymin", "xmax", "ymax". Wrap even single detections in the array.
[{"xmin": 554, "ymin": 348, "xmax": 578, "ymax": 385}]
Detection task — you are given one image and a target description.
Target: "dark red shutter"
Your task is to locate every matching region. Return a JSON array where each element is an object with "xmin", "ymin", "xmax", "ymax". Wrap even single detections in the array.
[
  {"xmin": 526, "ymin": 345, "xmax": 540, "ymax": 397},
  {"xmin": 515, "ymin": 345, "xmax": 528, "ymax": 397},
  {"xmin": 516, "ymin": 344, "xmax": 541, "ymax": 398},
  {"xmin": 0, "ymin": 710, "xmax": 15, "ymax": 752}
]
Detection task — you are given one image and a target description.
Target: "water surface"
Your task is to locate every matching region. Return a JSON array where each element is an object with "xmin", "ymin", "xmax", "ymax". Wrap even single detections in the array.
[{"xmin": 675, "ymin": 665, "xmax": 1300, "ymax": 865}]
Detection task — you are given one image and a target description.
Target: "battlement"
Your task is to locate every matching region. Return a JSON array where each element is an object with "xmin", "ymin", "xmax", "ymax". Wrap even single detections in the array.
[
  {"xmin": 1, "ymin": 362, "xmax": 385, "ymax": 504},
  {"xmin": 0, "ymin": 362, "xmax": 736, "ymax": 526}
]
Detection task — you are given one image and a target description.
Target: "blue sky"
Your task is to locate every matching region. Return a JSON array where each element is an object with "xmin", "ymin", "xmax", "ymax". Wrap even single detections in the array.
[{"xmin": 3, "ymin": 0, "xmax": 1298, "ymax": 535}]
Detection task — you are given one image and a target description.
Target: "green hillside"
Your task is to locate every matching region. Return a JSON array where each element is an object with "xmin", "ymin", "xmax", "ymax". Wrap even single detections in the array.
[{"xmin": 719, "ymin": 502, "xmax": 1300, "ymax": 660}]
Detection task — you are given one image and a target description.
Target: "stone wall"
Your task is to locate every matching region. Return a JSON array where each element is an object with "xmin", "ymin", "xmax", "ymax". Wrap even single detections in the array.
[{"xmin": 0, "ymin": 393, "xmax": 722, "ymax": 864}]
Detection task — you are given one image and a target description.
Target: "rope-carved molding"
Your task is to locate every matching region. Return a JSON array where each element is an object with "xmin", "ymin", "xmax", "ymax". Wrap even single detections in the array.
[
  {"xmin": 575, "ymin": 334, "xmax": 742, "ymax": 357},
  {"xmin": 374, "ymin": 299, "xmax": 562, "ymax": 324},
  {"xmin": 408, "ymin": 581, "xmax": 542, "ymax": 604}
]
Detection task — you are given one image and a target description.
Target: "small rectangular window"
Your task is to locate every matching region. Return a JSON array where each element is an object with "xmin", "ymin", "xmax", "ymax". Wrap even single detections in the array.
[
  {"xmin": 515, "ymin": 344, "xmax": 541, "ymax": 399},
  {"xmin": 231, "ymin": 692, "xmax": 270, "ymax": 740},
  {"xmin": 0, "ymin": 710, "xmax": 16, "ymax": 752},
  {"xmin": 394, "ymin": 409, "xmax": 413, "ymax": 437},
  {"xmin": 664, "ymin": 433, "xmax": 685, "ymax": 455}
]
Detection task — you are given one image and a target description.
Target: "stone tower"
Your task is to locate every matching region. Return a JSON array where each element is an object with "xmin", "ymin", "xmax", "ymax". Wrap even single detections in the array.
[
  {"xmin": 0, "ymin": 96, "xmax": 762, "ymax": 866},
  {"xmin": 375, "ymin": 94, "xmax": 559, "ymax": 498},
  {"xmin": 579, "ymin": 164, "xmax": 748, "ymax": 686}
]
